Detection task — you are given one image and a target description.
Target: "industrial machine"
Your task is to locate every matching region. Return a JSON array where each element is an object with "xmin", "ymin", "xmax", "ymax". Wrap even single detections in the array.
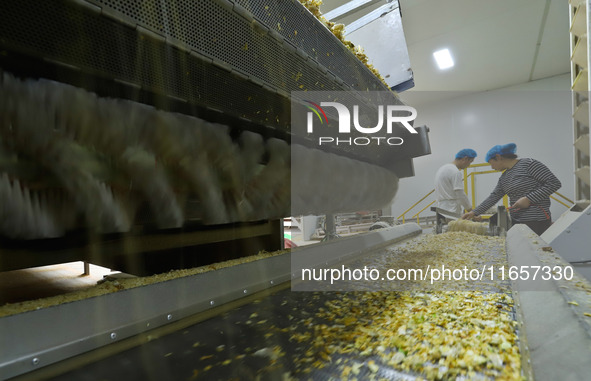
[
  {"xmin": 0, "ymin": 0, "xmax": 429, "ymax": 275},
  {"xmin": 2, "ymin": 1, "xmax": 591, "ymax": 380},
  {"xmin": 431, "ymin": 206, "xmax": 463, "ymax": 234},
  {"xmin": 0, "ymin": 0, "xmax": 430, "ymax": 376}
]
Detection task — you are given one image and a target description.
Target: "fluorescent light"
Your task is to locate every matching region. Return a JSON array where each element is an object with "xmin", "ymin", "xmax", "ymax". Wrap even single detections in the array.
[{"xmin": 433, "ymin": 48, "xmax": 454, "ymax": 70}]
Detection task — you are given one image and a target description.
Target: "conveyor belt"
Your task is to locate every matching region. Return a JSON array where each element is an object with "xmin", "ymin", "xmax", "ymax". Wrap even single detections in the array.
[
  {"xmin": 7, "ymin": 226, "xmax": 591, "ymax": 380},
  {"xmin": 24, "ymin": 290, "xmax": 518, "ymax": 381},
  {"xmin": 33, "ymin": 289, "xmax": 430, "ymax": 381},
  {"xmin": 12, "ymin": 231, "xmax": 520, "ymax": 381}
]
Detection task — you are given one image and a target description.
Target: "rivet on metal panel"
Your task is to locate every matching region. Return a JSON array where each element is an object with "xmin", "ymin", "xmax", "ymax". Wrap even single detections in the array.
[
  {"xmin": 32, "ymin": 358, "xmax": 40, "ymax": 366},
  {"xmin": 110, "ymin": 332, "xmax": 117, "ymax": 340},
  {"xmin": 210, "ymin": 300, "xmax": 215, "ymax": 306},
  {"xmin": 243, "ymin": 289, "xmax": 248, "ymax": 294},
  {"xmin": 270, "ymin": 280, "xmax": 275, "ymax": 285},
  {"xmin": 167, "ymin": 314, "xmax": 173, "ymax": 321}
]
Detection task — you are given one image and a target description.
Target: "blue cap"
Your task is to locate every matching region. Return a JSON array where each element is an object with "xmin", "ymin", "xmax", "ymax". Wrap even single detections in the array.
[
  {"xmin": 485, "ymin": 143, "xmax": 517, "ymax": 162},
  {"xmin": 455, "ymin": 148, "xmax": 477, "ymax": 159}
]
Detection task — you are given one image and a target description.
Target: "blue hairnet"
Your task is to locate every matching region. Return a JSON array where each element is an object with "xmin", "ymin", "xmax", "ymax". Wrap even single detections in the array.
[
  {"xmin": 485, "ymin": 143, "xmax": 517, "ymax": 162},
  {"xmin": 455, "ymin": 148, "xmax": 477, "ymax": 159}
]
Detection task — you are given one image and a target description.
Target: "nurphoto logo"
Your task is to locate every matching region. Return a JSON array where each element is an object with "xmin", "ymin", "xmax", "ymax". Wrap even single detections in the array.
[{"xmin": 304, "ymin": 100, "xmax": 418, "ymax": 147}]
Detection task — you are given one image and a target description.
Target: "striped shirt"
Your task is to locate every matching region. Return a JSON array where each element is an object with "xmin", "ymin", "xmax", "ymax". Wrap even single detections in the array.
[{"xmin": 473, "ymin": 158, "xmax": 561, "ymax": 222}]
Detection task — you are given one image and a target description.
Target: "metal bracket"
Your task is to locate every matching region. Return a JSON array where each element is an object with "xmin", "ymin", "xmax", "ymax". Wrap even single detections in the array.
[
  {"xmin": 496, "ymin": 205, "xmax": 511, "ymax": 236},
  {"xmin": 323, "ymin": 0, "xmax": 384, "ymax": 22},
  {"xmin": 431, "ymin": 207, "xmax": 459, "ymax": 234},
  {"xmin": 344, "ymin": 1, "xmax": 399, "ymax": 34}
]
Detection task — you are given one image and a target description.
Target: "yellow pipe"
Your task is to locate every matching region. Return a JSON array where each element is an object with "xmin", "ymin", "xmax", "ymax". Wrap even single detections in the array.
[
  {"xmin": 397, "ymin": 189, "xmax": 435, "ymax": 220},
  {"xmin": 550, "ymin": 195, "xmax": 572, "ymax": 208},
  {"xmin": 464, "ymin": 166, "xmax": 502, "ymax": 210},
  {"xmin": 553, "ymin": 191, "xmax": 575, "ymax": 204},
  {"xmin": 411, "ymin": 200, "xmax": 436, "ymax": 219},
  {"xmin": 471, "ymin": 172, "xmax": 476, "ymax": 209},
  {"xmin": 471, "ymin": 170, "xmax": 499, "ymax": 175},
  {"xmin": 463, "ymin": 168, "xmax": 468, "ymax": 194}
]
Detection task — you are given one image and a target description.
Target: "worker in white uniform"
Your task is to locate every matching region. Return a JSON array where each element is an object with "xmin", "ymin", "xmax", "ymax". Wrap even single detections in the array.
[{"xmin": 434, "ymin": 148, "xmax": 477, "ymax": 215}]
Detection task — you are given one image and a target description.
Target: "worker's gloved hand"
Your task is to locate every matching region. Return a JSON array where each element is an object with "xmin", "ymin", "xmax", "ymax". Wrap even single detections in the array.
[{"xmin": 461, "ymin": 211, "xmax": 475, "ymax": 220}]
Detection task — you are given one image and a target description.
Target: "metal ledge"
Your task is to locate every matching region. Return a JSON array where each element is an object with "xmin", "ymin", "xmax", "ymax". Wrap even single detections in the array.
[{"xmin": 506, "ymin": 224, "xmax": 591, "ymax": 381}]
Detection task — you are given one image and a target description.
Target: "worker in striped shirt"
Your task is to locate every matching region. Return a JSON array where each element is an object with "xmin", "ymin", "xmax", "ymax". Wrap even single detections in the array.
[{"xmin": 461, "ymin": 143, "xmax": 561, "ymax": 235}]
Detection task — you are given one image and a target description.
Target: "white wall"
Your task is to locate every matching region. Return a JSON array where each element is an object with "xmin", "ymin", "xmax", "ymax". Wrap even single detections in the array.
[{"xmin": 391, "ymin": 73, "xmax": 574, "ymax": 221}]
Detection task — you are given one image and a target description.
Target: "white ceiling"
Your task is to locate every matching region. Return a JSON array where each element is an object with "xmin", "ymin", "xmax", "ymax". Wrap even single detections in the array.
[{"xmin": 320, "ymin": 0, "xmax": 571, "ymax": 99}]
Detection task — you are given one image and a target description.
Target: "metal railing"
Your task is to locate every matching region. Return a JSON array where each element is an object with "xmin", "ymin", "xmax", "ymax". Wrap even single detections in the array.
[
  {"xmin": 397, "ymin": 189, "xmax": 434, "ymax": 223},
  {"xmin": 462, "ymin": 163, "xmax": 509, "ymax": 210},
  {"xmin": 550, "ymin": 192, "xmax": 575, "ymax": 208}
]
